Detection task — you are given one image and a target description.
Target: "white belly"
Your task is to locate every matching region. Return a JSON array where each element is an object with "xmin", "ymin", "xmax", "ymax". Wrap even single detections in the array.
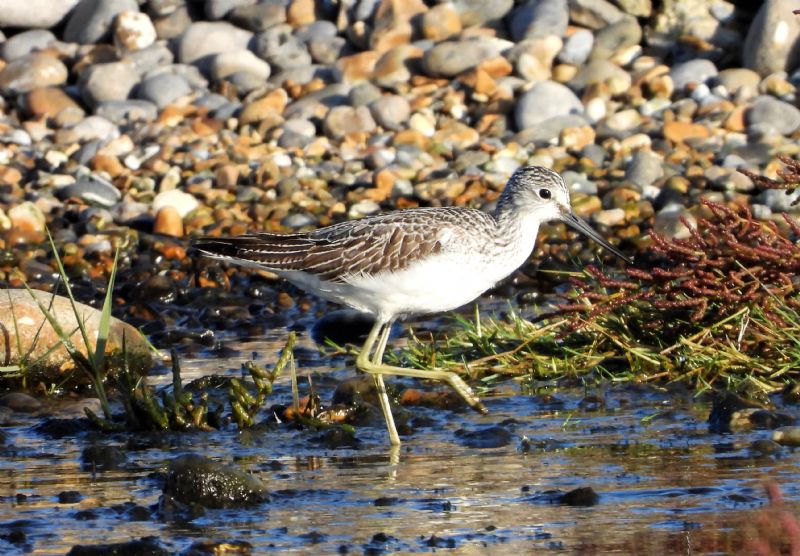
[{"xmin": 282, "ymin": 251, "xmax": 526, "ymax": 320}]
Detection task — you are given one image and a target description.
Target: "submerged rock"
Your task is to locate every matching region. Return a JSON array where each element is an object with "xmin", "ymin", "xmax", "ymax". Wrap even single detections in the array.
[
  {"xmin": 164, "ymin": 454, "xmax": 269, "ymax": 508},
  {"xmin": 66, "ymin": 536, "xmax": 169, "ymax": 556}
]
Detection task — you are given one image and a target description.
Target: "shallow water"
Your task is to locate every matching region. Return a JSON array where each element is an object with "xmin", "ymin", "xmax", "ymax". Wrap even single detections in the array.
[{"xmin": 0, "ymin": 328, "xmax": 798, "ymax": 554}]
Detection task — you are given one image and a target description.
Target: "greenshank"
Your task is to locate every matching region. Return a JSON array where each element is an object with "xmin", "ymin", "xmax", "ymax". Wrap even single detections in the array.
[{"xmin": 193, "ymin": 166, "xmax": 631, "ymax": 445}]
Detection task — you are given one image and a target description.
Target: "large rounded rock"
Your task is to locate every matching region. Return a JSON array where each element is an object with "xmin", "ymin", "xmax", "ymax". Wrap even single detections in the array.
[
  {"xmin": 63, "ymin": 0, "xmax": 140, "ymax": 44},
  {"xmin": 0, "ymin": 30, "xmax": 57, "ymax": 61},
  {"xmin": 669, "ymin": 59, "xmax": 718, "ymax": 91},
  {"xmin": 743, "ymin": 0, "xmax": 800, "ymax": 76},
  {"xmin": 211, "ymin": 50, "xmax": 271, "ymax": 81},
  {"xmin": 509, "ymin": 0, "xmax": 569, "ymax": 41},
  {"xmin": 0, "ymin": 54, "xmax": 68, "ymax": 95},
  {"xmin": 515, "ymin": 81, "xmax": 583, "ymax": 131},
  {"xmin": 164, "ymin": 454, "xmax": 269, "ymax": 509},
  {"xmin": 0, "ymin": 289, "xmax": 152, "ymax": 388},
  {"xmin": 0, "ymin": 0, "xmax": 78, "ymax": 28},
  {"xmin": 450, "ymin": 0, "xmax": 513, "ymax": 27},
  {"xmin": 79, "ymin": 61, "xmax": 140, "ymax": 109},
  {"xmin": 137, "ymin": 73, "xmax": 192, "ymax": 109},
  {"xmin": 746, "ymin": 95, "xmax": 800, "ymax": 135},
  {"xmin": 177, "ymin": 21, "xmax": 254, "ymax": 67},
  {"xmin": 422, "ymin": 38, "xmax": 505, "ymax": 77}
]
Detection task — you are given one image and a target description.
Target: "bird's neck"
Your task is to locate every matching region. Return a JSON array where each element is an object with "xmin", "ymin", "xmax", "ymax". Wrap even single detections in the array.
[{"xmin": 493, "ymin": 201, "xmax": 540, "ymax": 254}]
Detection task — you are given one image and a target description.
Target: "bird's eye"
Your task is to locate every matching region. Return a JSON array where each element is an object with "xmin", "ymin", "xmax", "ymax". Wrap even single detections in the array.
[{"xmin": 539, "ymin": 188, "xmax": 551, "ymax": 199}]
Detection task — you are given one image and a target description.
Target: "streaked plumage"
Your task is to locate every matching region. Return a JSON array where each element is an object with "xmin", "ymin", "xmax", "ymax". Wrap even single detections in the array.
[{"xmin": 192, "ymin": 166, "xmax": 630, "ymax": 445}]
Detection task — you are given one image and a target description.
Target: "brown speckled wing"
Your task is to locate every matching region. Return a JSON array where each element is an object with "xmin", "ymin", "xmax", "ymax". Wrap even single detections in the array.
[{"xmin": 192, "ymin": 208, "xmax": 481, "ymax": 282}]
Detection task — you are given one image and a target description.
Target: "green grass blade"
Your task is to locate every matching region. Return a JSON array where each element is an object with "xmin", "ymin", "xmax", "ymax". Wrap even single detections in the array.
[
  {"xmin": 46, "ymin": 229, "xmax": 94, "ymax": 364},
  {"xmin": 93, "ymin": 246, "xmax": 120, "ymax": 373}
]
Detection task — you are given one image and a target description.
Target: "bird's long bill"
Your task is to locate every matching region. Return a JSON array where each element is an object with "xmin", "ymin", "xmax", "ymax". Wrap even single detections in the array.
[{"xmin": 561, "ymin": 211, "xmax": 633, "ymax": 264}]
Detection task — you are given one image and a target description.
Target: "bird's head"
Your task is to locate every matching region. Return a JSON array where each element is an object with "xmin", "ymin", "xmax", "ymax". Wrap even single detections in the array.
[{"xmin": 498, "ymin": 166, "xmax": 632, "ymax": 264}]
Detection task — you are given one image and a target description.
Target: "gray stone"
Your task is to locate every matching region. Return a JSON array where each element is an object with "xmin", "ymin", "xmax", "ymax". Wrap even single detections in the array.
[
  {"xmin": 56, "ymin": 116, "xmax": 119, "ymax": 143},
  {"xmin": 229, "ymin": 2, "xmax": 286, "ymax": 32},
  {"xmin": 255, "ymin": 25, "xmax": 311, "ymax": 72},
  {"xmin": 144, "ymin": 63, "xmax": 208, "ymax": 90},
  {"xmin": 515, "ymin": 114, "xmax": 589, "ymax": 145},
  {"xmin": 369, "ymin": 95, "xmax": 411, "ymax": 130},
  {"xmin": 0, "ymin": 54, "xmax": 68, "ymax": 95},
  {"xmin": 568, "ymin": 0, "xmax": 625, "ymax": 29},
  {"xmin": 515, "ymin": 81, "xmax": 584, "ymax": 131},
  {"xmin": 152, "ymin": 5, "xmax": 193, "ymax": 39},
  {"xmin": 283, "ymin": 82, "xmax": 351, "ymax": 119},
  {"xmin": 55, "ymin": 176, "xmax": 122, "ymax": 206},
  {"xmin": 282, "ymin": 117, "xmax": 316, "ymax": 137},
  {"xmin": 295, "ymin": 20, "xmax": 338, "ymax": 43},
  {"xmin": 590, "ymin": 16, "xmax": 642, "ymax": 60},
  {"xmin": 205, "ymin": 0, "xmax": 254, "ymax": 19},
  {"xmin": 309, "ymin": 35, "xmax": 350, "ymax": 65},
  {"xmin": 558, "ymin": 28, "xmax": 594, "ymax": 65},
  {"xmin": 211, "ymin": 50, "xmax": 271, "ymax": 81},
  {"xmin": 138, "ymin": 73, "xmax": 192, "ymax": 108},
  {"xmin": 95, "ymin": 100, "xmax": 159, "ymax": 123},
  {"xmin": 569, "ymin": 59, "xmax": 631, "ymax": 93},
  {"xmin": 0, "ymin": 0, "xmax": 78, "ymax": 28},
  {"xmin": 669, "ymin": 59, "xmax": 718, "ymax": 91},
  {"xmin": 1, "ymin": 30, "xmax": 56, "ymax": 61},
  {"xmin": 743, "ymin": 0, "xmax": 800, "ymax": 77},
  {"xmin": 124, "ymin": 41, "xmax": 175, "ymax": 75},
  {"xmin": 747, "ymin": 95, "xmax": 800, "ymax": 135},
  {"xmin": 625, "ymin": 151, "xmax": 663, "ymax": 186},
  {"xmin": 757, "ymin": 188, "xmax": 800, "ymax": 211},
  {"xmin": 148, "ymin": 0, "xmax": 185, "ymax": 17},
  {"xmin": 422, "ymin": 38, "xmax": 505, "ymax": 77},
  {"xmin": 281, "ymin": 212, "xmax": 317, "ymax": 228},
  {"xmin": 63, "ymin": 0, "xmax": 139, "ymax": 44},
  {"xmin": 653, "ymin": 203, "xmax": 696, "ymax": 240},
  {"xmin": 323, "ymin": 105, "xmax": 376, "ymax": 139},
  {"xmin": 509, "ymin": 0, "xmax": 569, "ymax": 41},
  {"xmin": 349, "ymin": 82, "xmax": 382, "ymax": 106},
  {"xmin": 225, "ymin": 71, "xmax": 267, "ymax": 93},
  {"xmin": 450, "ymin": 0, "xmax": 514, "ymax": 27},
  {"xmin": 177, "ymin": 21, "xmax": 254, "ymax": 66},
  {"xmin": 79, "ymin": 61, "xmax": 140, "ymax": 109}
]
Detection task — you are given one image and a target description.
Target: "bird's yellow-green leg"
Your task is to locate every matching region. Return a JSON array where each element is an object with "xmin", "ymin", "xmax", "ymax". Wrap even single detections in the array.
[{"xmin": 356, "ymin": 319, "xmax": 489, "ymax": 445}]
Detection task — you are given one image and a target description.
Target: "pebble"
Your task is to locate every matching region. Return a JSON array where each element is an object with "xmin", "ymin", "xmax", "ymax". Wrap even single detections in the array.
[
  {"xmin": 625, "ymin": 150, "xmax": 663, "ymax": 187},
  {"xmin": 79, "ymin": 61, "xmax": 140, "ymax": 109},
  {"xmin": 323, "ymin": 105, "xmax": 376, "ymax": 139},
  {"xmin": 114, "ymin": 10, "xmax": 158, "ymax": 51},
  {"xmin": 570, "ymin": 59, "xmax": 632, "ymax": 95},
  {"xmin": 154, "ymin": 205, "xmax": 184, "ymax": 237},
  {"xmin": 369, "ymin": 95, "xmax": 410, "ymax": 131},
  {"xmin": 772, "ymin": 426, "xmax": 800, "ymax": 447},
  {"xmin": 422, "ymin": 39, "xmax": 504, "ymax": 77},
  {"xmin": 0, "ymin": 29, "xmax": 56, "ymax": 61},
  {"xmin": 255, "ymin": 25, "xmax": 311, "ymax": 72},
  {"xmin": 746, "ymin": 95, "xmax": 800, "ymax": 135},
  {"xmin": 55, "ymin": 176, "xmax": 122, "ymax": 207},
  {"xmin": 509, "ymin": 0, "xmax": 569, "ymax": 41},
  {"xmin": 63, "ymin": 0, "xmax": 139, "ymax": 44},
  {"xmin": 515, "ymin": 81, "xmax": 583, "ymax": 130},
  {"xmin": 590, "ymin": 16, "xmax": 642, "ymax": 61},
  {"xmin": 558, "ymin": 29, "xmax": 594, "ymax": 66},
  {"xmin": 653, "ymin": 203, "xmax": 696, "ymax": 240},
  {"xmin": 0, "ymin": 53, "xmax": 68, "ymax": 94},
  {"xmin": 743, "ymin": 0, "xmax": 800, "ymax": 76},
  {"xmin": 0, "ymin": 0, "xmax": 79, "ymax": 29},
  {"xmin": 137, "ymin": 73, "xmax": 192, "ymax": 109},
  {"xmin": 421, "ymin": 3, "xmax": 462, "ymax": 41},
  {"xmin": 229, "ymin": 2, "xmax": 287, "ymax": 32},
  {"xmin": 153, "ymin": 189, "xmax": 199, "ymax": 218},
  {"xmin": 177, "ymin": 21, "xmax": 254, "ymax": 66},
  {"xmin": 211, "ymin": 49, "xmax": 271, "ymax": 81},
  {"xmin": 95, "ymin": 100, "xmax": 158, "ymax": 124},
  {"xmin": 669, "ymin": 59, "xmax": 718, "ymax": 91},
  {"xmin": 55, "ymin": 115, "xmax": 119, "ymax": 143}
]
